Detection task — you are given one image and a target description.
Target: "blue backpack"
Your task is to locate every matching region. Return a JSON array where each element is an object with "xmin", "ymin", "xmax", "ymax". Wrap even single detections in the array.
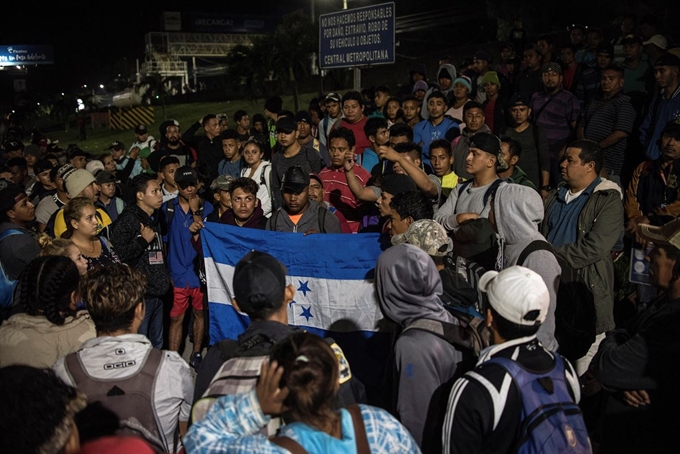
[
  {"xmin": 0, "ymin": 229, "xmax": 23, "ymax": 309},
  {"xmin": 488, "ymin": 355, "xmax": 592, "ymax": 453}
]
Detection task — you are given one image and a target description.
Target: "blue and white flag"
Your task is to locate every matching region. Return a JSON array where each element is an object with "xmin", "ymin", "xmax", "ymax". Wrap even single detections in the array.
[{"xmin": 201, "ymin": 223, "xmax": 392, "ymax": 387}]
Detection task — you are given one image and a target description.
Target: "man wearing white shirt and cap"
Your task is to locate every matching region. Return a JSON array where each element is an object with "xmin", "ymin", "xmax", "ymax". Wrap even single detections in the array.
[{"xmin": 442, "ymin": 266, "xmax": 589, "ymax": 454}]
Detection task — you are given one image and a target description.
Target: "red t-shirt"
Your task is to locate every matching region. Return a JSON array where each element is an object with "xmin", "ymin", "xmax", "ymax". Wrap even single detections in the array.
[
  {"xmin": 337, "ymin": 117, "xmax": 372, "ymax": 155},
  {"xmin": 484, "ymin": 100, "xmax": 496, "ymax": 133}
]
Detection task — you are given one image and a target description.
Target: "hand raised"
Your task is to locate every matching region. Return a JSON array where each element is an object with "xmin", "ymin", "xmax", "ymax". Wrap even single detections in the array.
[{"xmin": 256, "ymin": 360, "xmax": 289, "ymax": 416}]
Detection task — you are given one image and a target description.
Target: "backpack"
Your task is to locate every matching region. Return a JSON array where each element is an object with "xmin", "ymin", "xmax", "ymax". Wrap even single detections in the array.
[
  {"xmin": 269, "ymin": 204, "xmax": 328, "ymax": 233},
  {"xmin": 440, "ymin": 254, "xmax": 488, "ymax": 315},
  {"xmin": 270, "ymin": 404, "xmax": 370, "ymax": 454},
  {"xmin": 64, "ymin": 349, "xmax": 168, "ymax": 453},
  {"xmin": 402, "ymin": 313, "xmax": 491, "ymax": 357},
  {"xmin": 518, "ymin": 240, "xmax": 597, "ymax": 362},
  {"xmin": 0, "ymin": 229, "xmax": 22, "ymax": 309},
  {"xmin": 487, "ymin": 355, "xmax": 592, "ymax": 453},
  {"xmin": 259, "ymin": 163, "xmax": 274, "ymax": 207},
  {"xmin": 452, "ymin": 179, "xmax": 504, "ymax": 270}
]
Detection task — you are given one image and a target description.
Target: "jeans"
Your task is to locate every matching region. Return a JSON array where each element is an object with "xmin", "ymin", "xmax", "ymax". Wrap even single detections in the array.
[{"xmin": 139, "ymin": 297, "xmax": 164, "ymax": 348}]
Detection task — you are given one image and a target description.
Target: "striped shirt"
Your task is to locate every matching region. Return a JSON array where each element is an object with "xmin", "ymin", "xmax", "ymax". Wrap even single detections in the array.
[
  {"xmin": 531, "ymin": 89, "xmax": 581, "ymax": 155},
  {"xmin": 578, "ymin": 93, "xmax": 636, "ymax": 175},
  {"xmin": 319, "ymin": 165, "xmax": 371, "ymax": 233}
]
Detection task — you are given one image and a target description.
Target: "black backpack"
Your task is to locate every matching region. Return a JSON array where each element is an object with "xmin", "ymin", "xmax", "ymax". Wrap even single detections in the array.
[{"xmin": 518, "ymin": 240, "xmax": 597, "ymax": 362}]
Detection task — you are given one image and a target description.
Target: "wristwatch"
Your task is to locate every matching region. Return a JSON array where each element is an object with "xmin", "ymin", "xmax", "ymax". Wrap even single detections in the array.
[{"xmin": 540, "ymin": 185, "xmax": 552, "ymax": 191}]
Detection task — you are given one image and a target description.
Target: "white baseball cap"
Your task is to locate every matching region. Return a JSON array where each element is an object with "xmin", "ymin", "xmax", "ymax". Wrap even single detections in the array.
[
  {"xmin": 479, "ymin": 266, "xmax": 549, "ymax": 326},
  {"xmin": 643, "ymin": 34, "xmax": 668, "ymax": 51}
]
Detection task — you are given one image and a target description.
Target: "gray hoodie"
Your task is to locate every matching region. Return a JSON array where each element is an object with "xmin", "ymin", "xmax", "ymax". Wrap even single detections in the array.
[
  {"xmin": 376, "ymin": 243, "xmax": 463, "ymax": 448},
  {"xmin": 421, "ymin": 63, "xmax": 458, "ymax": 120},
  {"xmin": 493, "ymin": 183, "xmax": 560, "ymax": 351}
]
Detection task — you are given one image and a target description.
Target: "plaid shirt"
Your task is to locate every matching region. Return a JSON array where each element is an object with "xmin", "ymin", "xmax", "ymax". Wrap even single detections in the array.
[{"xmin": 184, "ymin": 390, "xmax": 421, "ymax": 453}]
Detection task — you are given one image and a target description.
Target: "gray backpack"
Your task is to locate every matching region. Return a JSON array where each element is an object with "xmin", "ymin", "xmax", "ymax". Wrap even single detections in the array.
[{"xmin": 65, "ymin": 348, "xmax": 168, "ymax": 453}]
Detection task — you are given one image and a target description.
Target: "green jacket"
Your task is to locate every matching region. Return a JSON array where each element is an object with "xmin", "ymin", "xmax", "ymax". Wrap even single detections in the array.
[
  {"xmin": 508, "ymin": 166, "xmax": 537, "ymax": 191},
  {"xmin": 540, "ymin": 178, "xmax": 624, "ymax": 333}
]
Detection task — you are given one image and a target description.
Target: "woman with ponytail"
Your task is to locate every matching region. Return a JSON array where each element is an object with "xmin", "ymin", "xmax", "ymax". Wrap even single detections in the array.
[
  {"xmin": 37, "ymin": 233, "xmax": 88, "ymax": 275},
  {"xmin": 185, "ymin": 332, "xmax": 420, "ymax": 453},
  {"xmin": 0, "ymin": 256, "xmax": 95, "ymax": 367}
]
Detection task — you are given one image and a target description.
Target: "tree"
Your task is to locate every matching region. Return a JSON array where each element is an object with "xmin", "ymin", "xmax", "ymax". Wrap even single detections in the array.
[
  {"xmin": 269, "ymin": 10, "xmax": 318, "ymax": 112},
  {"xmin": 225, "ymin": 9, "xmax": 318, "ymax": 111}
]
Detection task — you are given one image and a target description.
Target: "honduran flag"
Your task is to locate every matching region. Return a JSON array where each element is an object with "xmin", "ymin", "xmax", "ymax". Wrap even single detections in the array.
[{"xmin": 200, "ymin": 222, "xmax": 393, "ymax": 389}]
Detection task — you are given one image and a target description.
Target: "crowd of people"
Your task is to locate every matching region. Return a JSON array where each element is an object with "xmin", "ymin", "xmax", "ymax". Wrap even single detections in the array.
[{"xmin": 1, "ymin": 13, "xmax": 679, "ymax": 454}]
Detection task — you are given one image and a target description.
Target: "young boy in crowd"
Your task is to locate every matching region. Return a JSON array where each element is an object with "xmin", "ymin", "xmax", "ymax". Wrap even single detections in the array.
[
  {"xmin": 362, "ymin": 117, "xmax": 391, "ymax": 174},
  {"xmin": 428, "ymin": 138, "xmax": 460, "ymax": 205},
  {"xmin": 218, "ymin": 130, "xmax": 242, "ymax": 178},
  {"xmin": 159, "ymin": 156, "xmax": 181, "ymax": 202},
  {"xmin": 95, "ymin": 171, "xmax": 126, "ymax": 223}
]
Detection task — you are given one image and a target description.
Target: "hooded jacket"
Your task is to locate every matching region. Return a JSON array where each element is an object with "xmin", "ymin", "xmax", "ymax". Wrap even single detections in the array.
[
  {"xmin": 493, "ymin": 184, "xmax": 560, "ymax": 351},
  {"xmin": 220, "ymin": 205, "xmax": 267, "ymax": 229},
  {"xmin": 376, "ymin": 243, "xmax": 464, "ymax": 449},
  {"xmin": 265, "ymin": 200, "xmax": 342, "ymax": 233},
  {"xmin": 540, "ymin": 178, "xmax": 623, "ymax": 334},
  {"xmin": 421, "ymin": 64, "xmax": 458, "ymax": 120}
]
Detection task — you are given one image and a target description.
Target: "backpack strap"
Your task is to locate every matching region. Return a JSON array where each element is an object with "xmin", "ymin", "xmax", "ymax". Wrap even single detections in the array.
[
  {"xmin": 318, "ymin": 205, "xmax": 327, "ymax": 233},
  {"xmin": 115, "ymin": 197, "xmax": 125, "ymax": 216},
  {"xmin": 403, "ymin": 318, "xmax": 478, "ymax": 353},
  {"xmin": 270, "ymin": 208, "xmax": 280, "ymax": 230},
  {"xmin": 482, "ymin": 179, "xmax": 503, "ymax": 206},
  {"xmin": 165, "ymin": 202, "xmax": 175, "ymax": 226},
  {"xmin": 517, "ymin": 240, "xmax": 555, "ymax": 266},
  {"xmin": 0, "ymin": 229, "xmax": 23, "ymax": 242},
  {"xmin": 270, "ymin": 436, "xmax": 308, "ymax": 454},
  {"xmin": 347, "ymin": 404, "xmax": 370, "ymax": 454}
]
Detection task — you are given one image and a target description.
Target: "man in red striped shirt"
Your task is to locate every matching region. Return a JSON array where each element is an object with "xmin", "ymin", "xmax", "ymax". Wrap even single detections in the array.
[{"xmin": 319, "ymin": 127, "xmax": 371, "ymax": 233}]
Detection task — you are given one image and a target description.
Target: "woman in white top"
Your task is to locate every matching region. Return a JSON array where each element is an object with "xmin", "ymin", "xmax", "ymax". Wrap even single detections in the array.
[{"xmin": 240, "ymin": 138, "xmax": 272, "ymax": 218}]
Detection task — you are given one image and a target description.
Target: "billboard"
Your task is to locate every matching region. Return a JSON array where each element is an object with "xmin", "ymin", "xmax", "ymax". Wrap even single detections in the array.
[
  {"xmin": 0, "ymin": 45, "xmax": 54, "ymax": 67},
  {"xmin": 188, "ymin": 12, "xmax": 277, "ymax": 34},
  {"xmin": 319, "ymin": 2, "xmax": 395, "ymax": 69}
]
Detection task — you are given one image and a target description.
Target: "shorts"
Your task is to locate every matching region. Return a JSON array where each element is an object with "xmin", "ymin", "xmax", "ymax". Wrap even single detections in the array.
[{"xmin": 170, "ymin": 286, "xmax": 205, "ymax": 318}]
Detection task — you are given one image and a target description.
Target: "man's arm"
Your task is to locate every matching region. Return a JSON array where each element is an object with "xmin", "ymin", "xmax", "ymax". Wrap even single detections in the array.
[
  {"xmin": 343, "ymin": 153, "xmax": 377, "ymax": 202},
  {"xmin": 599, "ymin": 130, "xmax": 628, "ymax": 149},
  {"xmin": 181, "ymin": 121, "xmax": 202, "ymax": 146},
  {"xmin": 434, "ymin": 185, "xmax": 460, "ymax": 231},
  {"xmin": 377, "ymin": 145, "xmax": 438, "ymax": 197},
  {"xmin": 593, "ymin": 329, "xmax": 658, "ymax": 392},
  {"xmin": 109, "ymin": 218, "xmax": 151, "ymax": 264}
]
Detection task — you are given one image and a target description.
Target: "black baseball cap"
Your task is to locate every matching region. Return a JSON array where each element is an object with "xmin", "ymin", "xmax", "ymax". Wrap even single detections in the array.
[
  {"xmin": 295, "ymin": 111, "xmax": 312, "ymax": 124},
  {"xmin": 281, "ymin": 166, "xmax": 309, "ymax": 193},
  {"xmin": 135, "ymin": 124, "xmax": 149, "ymax": 135},
  {"xmin": 174, "ymin": 166, "xmax": 198, "ymax": 189},
  {"xmin": 470, "ymin": 132, "xmax": 502, "ymax": 156},
  {"xmin": 233, "ymin": 250, "xmax": 288, "ymax": 313},
  {"xmin": 509, "ymin": 92, "xmax": 531, "ymax": 107},
  {"xmin": 276, "ymin": 117, "xmax": 298, "ymax": 134}
]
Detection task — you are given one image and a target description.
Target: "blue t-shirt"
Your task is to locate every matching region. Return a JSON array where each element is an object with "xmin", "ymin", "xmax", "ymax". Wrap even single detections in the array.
[
  {"xmin": 547, "ymin": 177, "xmax": 600, "ymax": 248},
  {"xmin": 413, "ymin": 117, "xmax": 460, "ymax": 165},
  {"xmin": 164, "ymin": 198, "xmax": 214, "ymax": 288}
]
